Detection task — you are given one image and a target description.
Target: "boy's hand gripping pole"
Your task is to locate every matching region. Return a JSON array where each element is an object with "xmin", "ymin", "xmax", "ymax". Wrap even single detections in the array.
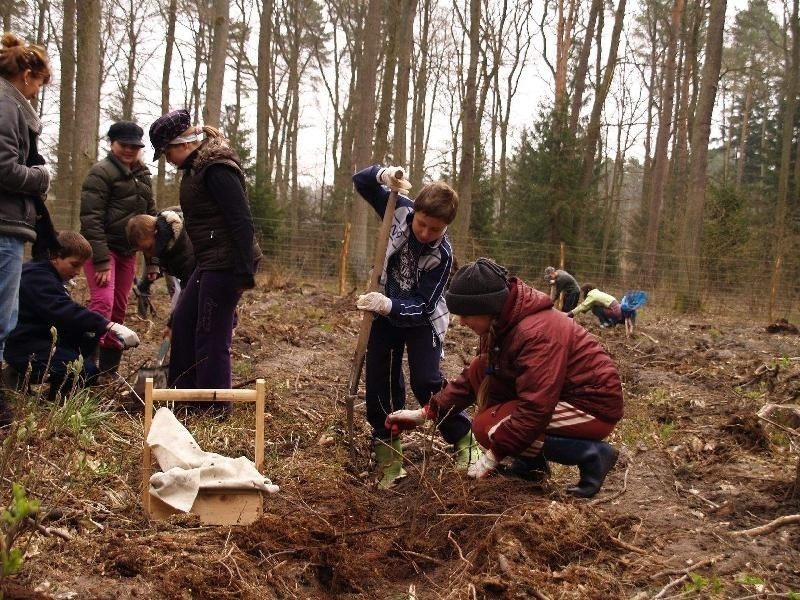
[{"xmin": 346, "ymin": 169, "xmax": 404, "ymax": 462}]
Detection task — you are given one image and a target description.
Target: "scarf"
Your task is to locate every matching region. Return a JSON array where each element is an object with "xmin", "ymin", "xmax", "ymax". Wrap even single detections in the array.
[{"xmin": 0, "ymin": 76, "xmax": 43, "ymax": 134}]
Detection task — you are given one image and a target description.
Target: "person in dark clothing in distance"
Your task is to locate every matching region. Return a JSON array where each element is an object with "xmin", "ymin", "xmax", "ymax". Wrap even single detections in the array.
[
  {"xmin": 3, "ymin": 231, "xmax": 139, "ymax": 402},
  {"xmin": 543, "ymin": 266, "xmax": 580, "ymax": 313},
  {"xmin": 148, "ymin": 109, "xmax": 261, "ymax": 413}
]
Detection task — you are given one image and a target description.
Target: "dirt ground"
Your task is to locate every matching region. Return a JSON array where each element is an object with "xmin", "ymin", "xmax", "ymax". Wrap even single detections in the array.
[{"xmin": 1, "ymin": 272, "xmax": 799, "ymax": 599}]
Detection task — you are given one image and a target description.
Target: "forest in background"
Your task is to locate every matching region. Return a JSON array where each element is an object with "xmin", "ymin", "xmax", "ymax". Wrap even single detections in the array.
[{"xmin": 3, "ymin": 0, "xmax": 800, "ymax": 318}]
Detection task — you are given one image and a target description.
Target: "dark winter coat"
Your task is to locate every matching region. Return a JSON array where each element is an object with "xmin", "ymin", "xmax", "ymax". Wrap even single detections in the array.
[
  {"xmin": 0, "ymin": 77, "xmax": 57, "ymax": 253},
  {"xmin": 3, "ymin": 260, "xmax": 109, "ymax": 366},
  {"xmin": 431, "ymin": 278, "xmax": 623, "ymax": 458},
  {"xmin": 178, "ymin": 138, "xmax": 261, "ymax": 289},
  {"xmin": 80, "ymin": 152, "xmax": 155, "ymax": 269}
]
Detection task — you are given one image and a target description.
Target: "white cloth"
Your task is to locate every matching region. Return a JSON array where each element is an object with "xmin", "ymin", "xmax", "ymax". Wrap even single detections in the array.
[{"xmin": 147, "ymin": 407, "xmax": 279, "ymax": 512}]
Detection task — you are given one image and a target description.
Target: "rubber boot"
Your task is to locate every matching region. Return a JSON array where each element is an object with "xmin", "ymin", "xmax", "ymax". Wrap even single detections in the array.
[
  {"xmin": 374, "ymin": 438, "xmax": 406, "ymax": 489},
  {"xmin": 542, "ymin": 435, "xmax": 618, "ymax": 498},
  {"xmin": 453, "ymin": 431, "xmax": 483, "ymax": 471},
  {"xmin": 98, "ymin": 347, "xmax": 123, "ymax": 377},
  {"xmin": 509, "ymin": 453, "xmax": 551, "ymax": 482}
]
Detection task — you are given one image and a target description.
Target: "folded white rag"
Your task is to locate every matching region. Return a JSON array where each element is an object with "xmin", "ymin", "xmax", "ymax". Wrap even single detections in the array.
[{"xmin": 147, "ymin": 407, "xmax": 279, "ymax": 512}]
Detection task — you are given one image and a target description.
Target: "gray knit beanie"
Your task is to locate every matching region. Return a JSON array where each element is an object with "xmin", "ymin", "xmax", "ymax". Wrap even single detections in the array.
[{"xmin": 445, "ymin": 257, "xmax": 510, "ymax": 316}]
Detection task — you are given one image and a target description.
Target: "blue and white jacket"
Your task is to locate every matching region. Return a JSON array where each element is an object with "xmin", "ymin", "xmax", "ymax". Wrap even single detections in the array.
[{"xmin": 352, "ymin": 165, "xmax": 452, "ymax": 347}]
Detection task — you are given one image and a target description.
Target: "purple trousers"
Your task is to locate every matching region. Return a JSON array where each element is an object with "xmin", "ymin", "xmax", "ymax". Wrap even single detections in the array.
[{"xmin": 168, "ymin": 269, "xmax": 241, "ymax": 389}]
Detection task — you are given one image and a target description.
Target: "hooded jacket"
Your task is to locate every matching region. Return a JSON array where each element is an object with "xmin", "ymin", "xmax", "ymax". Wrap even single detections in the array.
[
  {"xmin": 432, "ymin": 278, "xmax": 623, "ymax": 458},
  {"xmin": 80, "ymin": 152, "xmax": 155, "ymax": 269}
]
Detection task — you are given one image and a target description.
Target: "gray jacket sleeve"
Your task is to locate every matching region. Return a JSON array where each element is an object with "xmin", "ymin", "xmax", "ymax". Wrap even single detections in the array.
[
  {"xmin": 80, "ymin": 167, "xmax": 112, "ymax": 269},
  {"xmin": 0, "ymin": 98, "xmax": 47, "ymax": 195}
]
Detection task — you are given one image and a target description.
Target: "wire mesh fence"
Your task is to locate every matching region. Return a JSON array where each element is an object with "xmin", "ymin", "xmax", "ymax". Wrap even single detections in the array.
[{"xmin": 255, "ymin": 218, "xmax": 800, "ymax": 322}]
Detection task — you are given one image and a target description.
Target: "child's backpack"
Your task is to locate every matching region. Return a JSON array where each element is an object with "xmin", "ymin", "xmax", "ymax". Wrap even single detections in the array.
[{"xmin": 621, "ymin": 290, "xmax": 648, "ymax": 319}]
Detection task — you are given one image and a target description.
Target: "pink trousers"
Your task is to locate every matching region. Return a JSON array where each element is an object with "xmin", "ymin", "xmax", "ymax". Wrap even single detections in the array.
[{"xmin": 84, "ymin": 251, "xmax": 137, "ymax": 349}]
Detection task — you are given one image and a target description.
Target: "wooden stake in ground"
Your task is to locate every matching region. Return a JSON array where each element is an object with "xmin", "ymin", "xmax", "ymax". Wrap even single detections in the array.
[{"xmin": 346, "ymin": 170, "xmax": 403, "ymax": 461}]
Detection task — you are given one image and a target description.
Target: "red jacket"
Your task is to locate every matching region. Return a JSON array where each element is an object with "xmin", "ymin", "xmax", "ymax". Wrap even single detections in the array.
[{"xmin": 432, "ymin": 278, "xmax": 623, "ymax": 458}]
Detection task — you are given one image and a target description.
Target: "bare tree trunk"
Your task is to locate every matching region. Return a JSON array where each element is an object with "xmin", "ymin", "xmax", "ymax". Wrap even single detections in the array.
[
  {"xmin": 56, "ymin": 0, "xmax": 76, "ymax": 211},
  {"xmin": 156, "ymin": 0, "xmax": 177, "ymax": 206},
  {"xmin": 189, "ymin": 13, "xmax": 208, "ymax": 122},
  {"xmin": 675, "ymin": 0, "xmax": 726, "ymax": 312},
  {"xmin": 70, "ymin": 0, "xmax": 101, "ymax": 229},
  {"xmin": 569, "ymin": 0, "xmax": 602, "ymax": 134},
  {"xmin": 1, "ymin": 3, "xmax": 12, "ymax": 31},
  {"xmin": 393, "ymin": 0, "xmax": 417, "ymax": 165},
  {"xmin": 349, "ymin": 0, "xmax": 383, "ymax": 277},
  {"xmin": 374, "ymin": 1, "xmax": 399, "ymax": 163},
  {"xmin": 643, "ymin": 0, "xmax": 685, "ymax": 283},
  {"xmin": 579, "ymin": 0, "xmax": 626, "ymax": 191},
  {"xmin": 639, "ymin": 1, "xmax": 658, "ymax": 220},
  {"xmin": 255, "ymin": 0, "xmax": 272, "ymax": 199},
  {"xmin": 735, "ymin": 78, "xmax": 753, "ymax": 191},
  {"xmin": 553, "ymin": 0, "xmax": 578, "ymax": 108},
  {"xmin": 204, "ymin": 0, "xmax": 230, "ymax": 127},
  {"xmin": 769, "ymin": 0, "xmax": 798, "ymax": 320},
  {"xmin": 410, "ymin": 0, "xmax": 431, "ymax": 189},
  {"xmin": 453, "ymin": 0, "xmax": 481, "ymax": 254}
]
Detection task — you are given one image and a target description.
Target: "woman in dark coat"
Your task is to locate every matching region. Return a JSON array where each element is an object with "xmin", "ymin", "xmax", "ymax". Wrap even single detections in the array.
[
  {"xmin": 387, "ymin": 258, "xmax": 623, "ymax": 497},
  {"xmin": 148, "ymin": 109, "xmax": 261, "ymax": 409}
]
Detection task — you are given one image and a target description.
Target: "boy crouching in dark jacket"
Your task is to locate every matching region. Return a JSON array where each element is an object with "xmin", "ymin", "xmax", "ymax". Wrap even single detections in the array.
[{"xmin": 3, "ymin": 231, "xmax": 140, "ymax": 402}]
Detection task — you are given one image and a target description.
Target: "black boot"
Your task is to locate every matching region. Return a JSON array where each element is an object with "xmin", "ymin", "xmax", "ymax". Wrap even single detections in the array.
[
  {"xmin": 542, "ymin": 435, "xmax": 618, "ymax": 498},
  {"xmin": 509, "ymin": 453, "xmax": 551, "ymax": 482},
  {"xmin": 98, "ymin": 347, "xmax": 123, "ymax": 377}
]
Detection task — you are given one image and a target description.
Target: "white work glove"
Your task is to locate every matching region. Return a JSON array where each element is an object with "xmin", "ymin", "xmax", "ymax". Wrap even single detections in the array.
[
  {"xmin": 385, "ymin": 407, "xmax": 430, "ymax": 435},
  {"xmin": 31, "ymin": 164, "xmax": 51, "ymax": 195},
  {"xmin": 467, "ymin": 449, "xmax": 500, "ymax": 479},
  {"xmin": 376, "ymin": 166, "xmax": 412, "ymax": 193},
  {"xmin": 107, "ymin": 322, "xmax": 140, "ymax": 349},
  {"xmin": 356, "ymin": 291, "xmax": 392, "ymax": 316}
]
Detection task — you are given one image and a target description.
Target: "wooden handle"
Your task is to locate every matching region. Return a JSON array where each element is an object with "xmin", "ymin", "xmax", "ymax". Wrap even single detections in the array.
[
  {"xmin": 347, "ymin": 187, "xmax": 400, "ymax": 396},
  {"xmin": 148, "ymin": 387, "xmax": 258, "ymax": 402}
]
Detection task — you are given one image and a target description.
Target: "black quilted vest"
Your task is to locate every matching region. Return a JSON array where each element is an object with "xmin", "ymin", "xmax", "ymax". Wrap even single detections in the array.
[{"xmin": 179, "ymin": 155, "xmax": 243, "ymax": 271}]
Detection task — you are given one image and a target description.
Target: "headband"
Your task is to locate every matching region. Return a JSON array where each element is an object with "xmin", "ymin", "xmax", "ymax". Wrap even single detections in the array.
[{"xmin": 169, "ymin": 126, "xmax": 204, "ymax": 145}]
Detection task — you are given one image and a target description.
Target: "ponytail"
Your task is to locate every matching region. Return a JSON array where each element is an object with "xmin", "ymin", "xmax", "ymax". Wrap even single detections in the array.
[{"xmin": 475, "ymin": 320, "xmax": 499, "ymax": 412}]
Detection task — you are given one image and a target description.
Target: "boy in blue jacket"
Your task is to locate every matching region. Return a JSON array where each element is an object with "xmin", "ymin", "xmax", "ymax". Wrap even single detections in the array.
[
  {"xmin": 352, "ymin": 165, "xmax": 480, "ymax": 488},
  {"xmin": 3, "ymin": 231, "xmax": 139, "ymax": 403}
]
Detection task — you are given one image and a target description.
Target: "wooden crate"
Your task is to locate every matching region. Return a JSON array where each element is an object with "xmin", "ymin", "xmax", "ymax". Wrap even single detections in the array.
[{"xmin": 142, "ymin": 378, "xmax": 266, "ymax": 525}]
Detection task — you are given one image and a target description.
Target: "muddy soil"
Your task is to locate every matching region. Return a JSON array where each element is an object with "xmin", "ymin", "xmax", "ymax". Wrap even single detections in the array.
[{"xmin": 2, "ymin": 276, "xmax": 799, "ymax": 599}]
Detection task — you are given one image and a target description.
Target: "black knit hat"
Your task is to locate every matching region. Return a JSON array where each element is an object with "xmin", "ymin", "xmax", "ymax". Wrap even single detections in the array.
[
  {"xmin": 445, "ymin": 258, "xmax": 510, "ymax": 316},
  {"xmin": 107, "ymin": 121, "xmax": 145, "ymax": 147}
]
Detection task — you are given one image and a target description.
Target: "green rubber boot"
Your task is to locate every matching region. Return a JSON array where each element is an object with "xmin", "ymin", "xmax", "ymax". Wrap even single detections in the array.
[
  {"xmin": 375, "ymin": 438, "xmax": 406, "ymax": 489},
  {"xmin": 453, "ymin": 431, "xmax": 483, "ymax": 471}
]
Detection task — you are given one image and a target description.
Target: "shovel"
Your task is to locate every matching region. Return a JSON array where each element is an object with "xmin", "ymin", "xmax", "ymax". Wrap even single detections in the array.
[{"xmin": 133, "ymin": 339, "xmax": 170, "ymax": 400}]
